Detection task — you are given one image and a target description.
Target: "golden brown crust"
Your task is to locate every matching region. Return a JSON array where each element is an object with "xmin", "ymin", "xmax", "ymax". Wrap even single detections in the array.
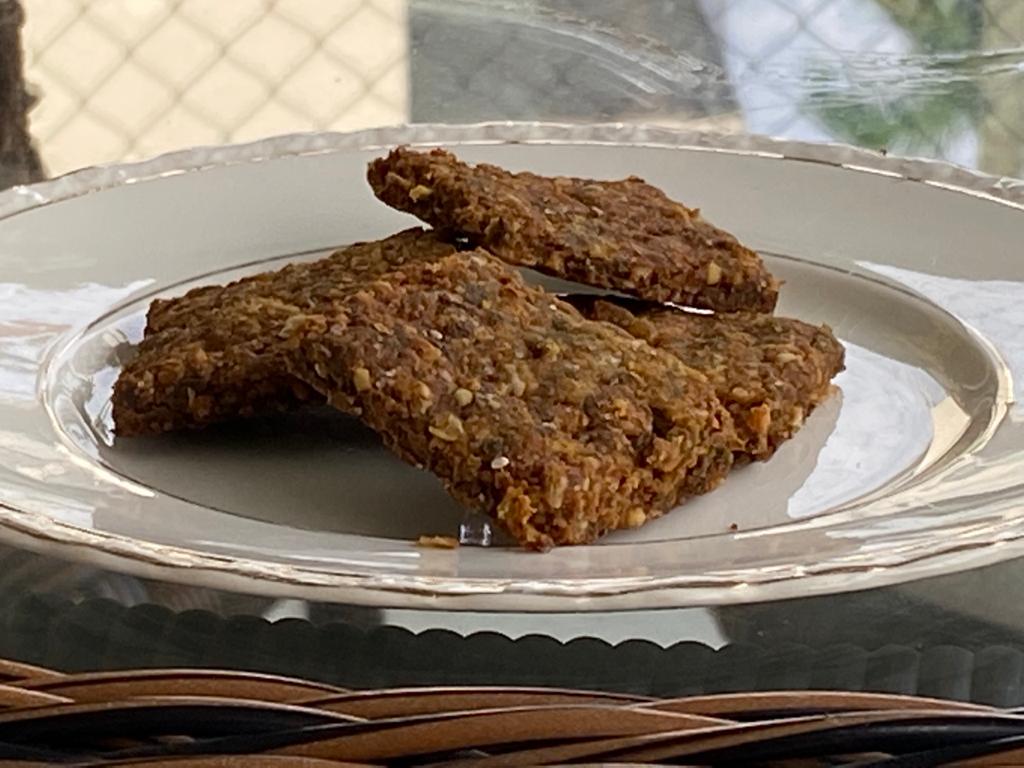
[
  {"xmin": 112, "ymin": 228, "xmax": 456, "ymax": 436},
  {"xmin": 574, "ymin": 298, "xmax": 845, "ymax": 459},
  {"xmin": 368, "ymin": 147, "xmax": 779, "ymax": 313},
  {"xmin": 285, "ymin": 252, "xmax": 737, "ymax": 549}
]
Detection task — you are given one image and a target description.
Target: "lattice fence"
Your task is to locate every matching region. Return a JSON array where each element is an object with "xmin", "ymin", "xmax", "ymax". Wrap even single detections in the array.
[
  {"xmin": 409, "ymin": 0, "xmax": 1024, "ymax": 177},
  {"xmin": 700, "ymin": 0, "xmax": 1024, "ymax": 175},
  {"xmin": 22, "ymin": 0, "xmax": 408, "ymax": 175},
  {"xmin": 16, "ymin": 0, "xmax": 1024, "ymax": 178}
]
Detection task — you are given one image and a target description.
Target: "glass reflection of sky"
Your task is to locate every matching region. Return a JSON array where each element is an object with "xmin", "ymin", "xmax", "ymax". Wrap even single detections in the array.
[
  {"xmin": 860, "ymin": 262, "xmax": 1024, "ymax": 408},
  {"xmin": 0, "ymin": 280, "xmax": 150, "ymax": 405},
  {"xmin": 787, "ymin": 341, "xmax": 945, "ymax": 519}
]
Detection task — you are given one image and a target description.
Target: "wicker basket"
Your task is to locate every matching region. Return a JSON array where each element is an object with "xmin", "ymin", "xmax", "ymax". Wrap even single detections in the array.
[{"xmin": 3, "ymin": 656, "xmax": 1024, "ymax": 766}]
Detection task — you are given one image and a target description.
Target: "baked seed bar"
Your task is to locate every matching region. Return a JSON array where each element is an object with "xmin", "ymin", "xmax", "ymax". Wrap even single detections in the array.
[
  {"xmin": 112, "ymin": 228, "xmax": 457, "ymax": 436},
  {"xmin": 573, "ymin": 297, "xmax": 845, "ymax": 460},
  {"xmin": 367, "ymin": 147, "xmax": 779, "ymax": 313},
  {"xmin": 284, "ymin": 251, "xmax": 737, "ymax": 549}
]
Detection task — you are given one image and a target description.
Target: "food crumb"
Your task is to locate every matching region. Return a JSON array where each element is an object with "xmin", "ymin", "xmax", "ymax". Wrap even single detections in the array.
[
  {"xmin": 352, "ymin": 367, "xmax": 372, "ymax": 392},
  {"xmin": 626, "ymin": 508, "xmax": 647, "ymax": 528},
  {"xmin": 417, "ymin": 534, "xmax": 460, "ymax": 549},
  {"xmin": 729, "ymin": 522, "xmax": 739, "ymax": 532},
  {"xmin": 706, "ymin": 261, "xmax": 722, "ymax": 285}
]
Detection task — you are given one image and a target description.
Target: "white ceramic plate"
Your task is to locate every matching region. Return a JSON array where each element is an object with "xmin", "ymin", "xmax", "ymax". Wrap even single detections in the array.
[{"xmin": 1, "ymin": 123, "xmax": 1021, "ymax": 611}]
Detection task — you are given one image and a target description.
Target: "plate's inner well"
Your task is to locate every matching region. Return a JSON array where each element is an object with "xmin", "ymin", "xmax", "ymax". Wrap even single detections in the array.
[{"xmin": 47, "ymin": 250, "xmax": 1004, "ymax": 545}]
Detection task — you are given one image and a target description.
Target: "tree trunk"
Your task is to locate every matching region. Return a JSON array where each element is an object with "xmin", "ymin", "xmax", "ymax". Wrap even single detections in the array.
[{"xmin": 0, "ymin": 0, "xmax": 43, "ymax": 188}]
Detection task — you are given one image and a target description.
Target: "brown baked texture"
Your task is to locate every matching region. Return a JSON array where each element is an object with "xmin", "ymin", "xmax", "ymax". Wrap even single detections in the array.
[
  {"xmin": 285, "ymin": 252, "xmax": 737, "ymax": 549},
  {"xmin": 367, "ymin": 146, "xmax": 779, "ymax": 313},
  {"xmin": 113, "ymin": 228, "xmax": 457, "ymax": 436},
  {"xmin": 573, "ymin": 298, "xmax": 845, "ymax": 460}
]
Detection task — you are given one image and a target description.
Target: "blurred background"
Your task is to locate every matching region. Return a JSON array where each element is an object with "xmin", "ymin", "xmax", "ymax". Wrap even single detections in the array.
[{"xmin": 9, "ymin": 0, "xmax": 1024, "ymax": 180}]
